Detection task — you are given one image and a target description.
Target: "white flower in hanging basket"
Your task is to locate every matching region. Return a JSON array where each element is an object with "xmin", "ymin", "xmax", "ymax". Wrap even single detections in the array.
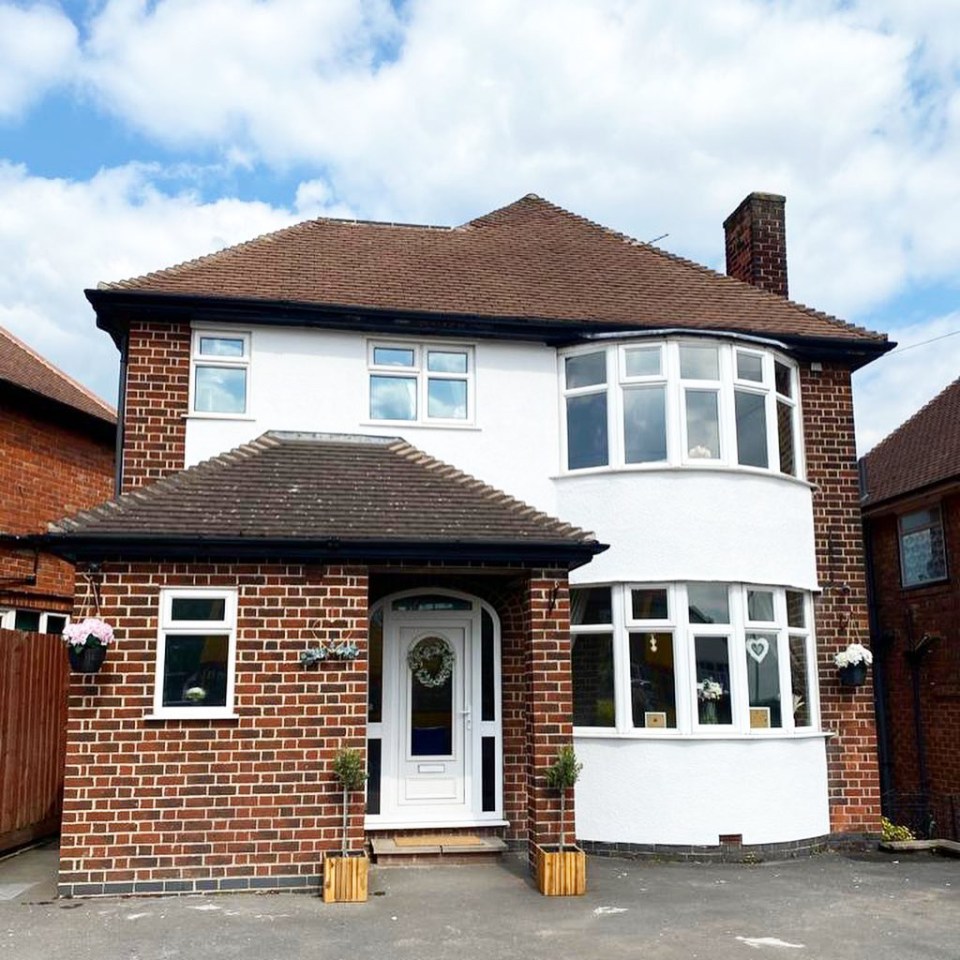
[
  {"xmin": 407, "ymin": 637, "xmax": 455, "ymax": 688},
  {"xmin": 834, "ymin": 643, "xmax": 873, "ymax": 669},
  {"xmin": 62, "ymin": 617, "xmax": 115, "ymax": 649}
]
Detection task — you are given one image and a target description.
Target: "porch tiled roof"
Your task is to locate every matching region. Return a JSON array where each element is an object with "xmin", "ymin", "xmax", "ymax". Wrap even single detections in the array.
[
  {"xmin": 861, "ymin": 378, "xmax": 960, "ymax": 507},
  {"xmin": 49, "ymin": 431, "xmax": 599, "ymax": 548},
  {"xmin": 0, "ymin": 325, "xmax": 116, "ymax": 425},
  {"xmin": 98, "ymin": 195, "xmax": 884, "ymax": 346}
]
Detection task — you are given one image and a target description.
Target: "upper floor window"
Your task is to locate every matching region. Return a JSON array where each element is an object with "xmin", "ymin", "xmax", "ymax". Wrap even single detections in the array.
[
  {"xmin": 368, "ymin": 342, "xmax": 473, "ymax": 424},
  {"xmin": 570, "ymin": 582, "xmax": 817, "ymax": 736},
  {"xmin": 153, "ymin": 589, "xmax": 238, "ymax": 719},
  {"xmin": 191, "ymin": 330, "xmax": 250, "ymax": 415},
  {"xmin": 561, "ymin": 339, "xmax": 801, "ymax": 477},
  {"xmin": 899, "ymin": 506, "xmax": 948, "ymax": 587}
]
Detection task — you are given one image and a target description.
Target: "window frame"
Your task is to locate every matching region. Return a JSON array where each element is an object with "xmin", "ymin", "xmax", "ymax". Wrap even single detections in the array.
[
  {"xmin": 366, "ymin": 339, "xmax": 475, "ymax": 426},
  {"xmin": 189, "ymin": 328, "xmax": 252, "ymax": 418},
  {"xmin": 898, "ymin": 505, "xmax": 949, "ymax": 588},
  {"xmin": 559, "ymin": 339, "xmax": 804, "ymax": 479},
  {"xmin": 570, "ymin": 582, "xmax": 820, "ymax": 738},
  {"xmin": 152, "ymin": 588, "xmax": 239, "ymax": 720}
]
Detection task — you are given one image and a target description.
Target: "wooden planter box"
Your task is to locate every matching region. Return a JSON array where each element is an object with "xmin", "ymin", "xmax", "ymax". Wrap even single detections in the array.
[
  {"xmin": 535, "ymin": 843, "xmax": 586, "ymax": 896},
  {"xmin": 322, "ymin": 852, "xmax": 369, "ymax": 903}
]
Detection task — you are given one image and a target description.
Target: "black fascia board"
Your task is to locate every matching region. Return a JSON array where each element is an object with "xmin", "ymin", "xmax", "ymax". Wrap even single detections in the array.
[
  {"xmin": 85, "ymin": 288, "xmax": 606, "ymax": 349},
  {"xmin": 86, "ymin": 288, "xmax": 893, "ymax": 367},
  {"xmin": 37, "ymin": 532, "xmax": 608, "ymax": 570}
]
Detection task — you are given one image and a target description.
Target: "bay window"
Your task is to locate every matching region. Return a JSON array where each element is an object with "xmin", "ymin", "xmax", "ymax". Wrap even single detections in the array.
[
  {"xmin": 560, "ymin": 339, "xmax": 801, "ymax": 477},
  {"xmin": 571, "ymin": 583, "xmax": 818, "ymax": 736}
]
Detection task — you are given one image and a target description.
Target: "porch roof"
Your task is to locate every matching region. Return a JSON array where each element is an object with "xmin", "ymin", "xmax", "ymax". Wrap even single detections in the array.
[{"xmin": 44, "ymin": 431, "xmax": 605, "ymax": 567}]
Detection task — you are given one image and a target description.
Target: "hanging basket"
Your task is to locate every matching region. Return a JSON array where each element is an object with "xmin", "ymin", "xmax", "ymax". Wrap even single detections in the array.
[
  {"xmin": 67, "ymin": 643, "xmax": 108, "ymax": 674},
  {"xmin": 838, "ymin": 662, "xmax": 867, "ymax": 687}
]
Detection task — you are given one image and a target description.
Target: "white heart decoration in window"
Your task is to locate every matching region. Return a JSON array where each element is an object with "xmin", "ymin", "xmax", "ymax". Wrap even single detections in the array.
[{"xmin": 746, "ymin": 636, "xmax": 770, "ymax": 664}]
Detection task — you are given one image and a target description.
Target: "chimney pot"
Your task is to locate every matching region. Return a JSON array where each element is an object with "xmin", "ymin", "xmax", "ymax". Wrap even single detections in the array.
[{"xmin": 723, "ymin": 192, "xmax": 788, "ymax": 298}]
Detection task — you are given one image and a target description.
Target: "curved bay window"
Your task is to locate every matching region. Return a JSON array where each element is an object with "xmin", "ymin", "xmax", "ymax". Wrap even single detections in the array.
[{"xmin": 561, "ymin": 339, "xmax": 802, "ymax": 477}]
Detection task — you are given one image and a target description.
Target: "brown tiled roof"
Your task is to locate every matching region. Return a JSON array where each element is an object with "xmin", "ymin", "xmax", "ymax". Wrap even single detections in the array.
[
  {"xmin": 0, "ymin": 325, "xmax": 116, "ymax": 425},
  {"xmin": 99, "ymin": 195, "xmax": 885, "ymax": 345},
  {"xmin": 50, "ymin": 432, "xmax": 599, "ymax": 551},
  {"xmin": 861, "ymin": 378, "xmax": 960, "ymax": 507}
]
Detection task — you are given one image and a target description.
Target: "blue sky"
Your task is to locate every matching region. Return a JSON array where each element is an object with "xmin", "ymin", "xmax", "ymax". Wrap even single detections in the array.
[{"xmin": 1, "ymin": 0, "xmax": 958, "ymax": 454}]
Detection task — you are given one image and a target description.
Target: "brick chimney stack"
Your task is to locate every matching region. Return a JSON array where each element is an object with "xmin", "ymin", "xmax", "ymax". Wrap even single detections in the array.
[{"xmin": 723, "ymin": 192, "xmax": 788, "ymax": 298}]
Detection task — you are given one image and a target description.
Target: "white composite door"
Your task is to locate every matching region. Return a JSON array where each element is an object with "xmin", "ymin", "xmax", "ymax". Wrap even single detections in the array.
[{"xmin": 396, "ymin": 623, "xmax": 469, "ymax": 812}]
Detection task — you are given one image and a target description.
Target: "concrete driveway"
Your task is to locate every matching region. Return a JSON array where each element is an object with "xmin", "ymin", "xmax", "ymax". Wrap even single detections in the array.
[{"xmin": 1, "ymin": 843, "xmax": 957, "ymax": 959}]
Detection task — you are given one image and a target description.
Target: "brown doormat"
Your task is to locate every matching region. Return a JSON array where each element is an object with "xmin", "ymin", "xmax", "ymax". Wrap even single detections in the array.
[{"xmin": 394, "ymin": 834, "xmax": 484, "ymax": 847}]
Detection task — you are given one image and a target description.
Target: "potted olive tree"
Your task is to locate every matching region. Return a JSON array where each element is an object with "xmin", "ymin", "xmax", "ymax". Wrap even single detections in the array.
[
  {"xmin": 534, "ymin": 745, "xmax": 586, "ymax": 896},
  {"xmin": 322, "ymin": 747, "xmax": 369, "ymax": 903}
]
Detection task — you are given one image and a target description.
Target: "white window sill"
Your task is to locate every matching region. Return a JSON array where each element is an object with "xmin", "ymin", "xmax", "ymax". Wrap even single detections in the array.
[
  {"xmin": 145, "ymin": 712, "xmax": 239, "ymax": 721},
  {"xmin": 553, "ymin": 462, "xmax": 813, "ymax": 489},
  {"xmin": 361, "ymin": 420, "xmax": 481, "ymax": 431}
]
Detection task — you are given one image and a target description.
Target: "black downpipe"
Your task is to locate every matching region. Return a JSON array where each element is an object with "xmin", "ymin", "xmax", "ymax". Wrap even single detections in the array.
[{"xmin": 114, "ymin": 331, "xmax": 128, "ymax": 498}]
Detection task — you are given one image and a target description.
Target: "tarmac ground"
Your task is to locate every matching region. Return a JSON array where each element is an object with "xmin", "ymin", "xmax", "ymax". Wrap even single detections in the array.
[{"xmin": 1, "ymin": 840, "xmax": 958, "ymax": 959}]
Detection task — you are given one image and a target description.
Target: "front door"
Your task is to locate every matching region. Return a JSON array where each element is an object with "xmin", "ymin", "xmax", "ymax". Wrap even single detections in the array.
[
  {"xmin": 397, "ymin": 624, "xmax": 468, "ymax": 808},
  {"xmin": 369, "ymin": 593, "xmax": 502, "ymax": 827}
]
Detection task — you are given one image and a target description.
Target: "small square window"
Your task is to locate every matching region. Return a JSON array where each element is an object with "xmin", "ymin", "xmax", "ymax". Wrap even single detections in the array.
[
  {"xmin": 774, "ymin": 361, "xmax": 793, "ymax": 398},
  {"xmin": 786, "ymin": 591, "xmax": 805, "ymax": 628},
  {"xmin": 747, "ymin": 589, "xmax": 776, "ymax": 622},
  {"xmin": 427, "ymin": 351, "xmax": 468, "ymax": 373},
  {"xmin": 899, "ymin": 507, "xmax": 948, "ymax": 587},
  {"xmin": 370, "ymin": 376, "xmax": 417, "ymax": 420},
  {"xmin": 630, "ymin": 588, "xmax": 669, "ymax": 621},
  {"xmin": 688, "ymin": 584, "xmax": 729, "ymax": 624},
  {"xmin": 565, "ymin": 352, "xmax": 607, "ymax": 389},
  {"xmin": 171, "ymin": 597, "xmax": 227, "ymax": 621},
  {"xmin": 624, "ymin": 347, "xmax": 662, "ymax": 378},
  {"xmin": 199, "ymin": 336, "xmax": 245, "ymax": 358},
  {"xmin": 736, "ymin": 351, "xmax": 764, "ymax": 382},
  {"xmin": 373, "ymin": 346, "xmax": 416, "ymax": 367},
  {"xmin": 680, "ymin": 345, "xmax": 720, "ymax": 380},
  {"xmin": 571, "ymin": 587, "xmax": 612, "ymax": 625}
]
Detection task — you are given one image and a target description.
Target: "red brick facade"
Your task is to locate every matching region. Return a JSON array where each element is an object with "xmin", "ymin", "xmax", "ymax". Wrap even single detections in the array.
[
  {"xmin": 59, "ymin": 561, "xmax": 575, "ymax": 896},
  {"xmin": 864, "ymin": 489, "xmax": 960, "ymax": 835},
  {"xmin": 120, "ymin": 322, "xmax": 189, "ymax": 494},
  {"xmin": 0, "ymin": 394, "xmax": 113, "ymax": 614},
  {"xmin": 801, "ymin": 363, "xmax": 882, "ymax": 835}
]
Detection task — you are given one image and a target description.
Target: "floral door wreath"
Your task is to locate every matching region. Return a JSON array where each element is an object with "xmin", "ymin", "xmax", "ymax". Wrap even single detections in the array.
[{"xmin": 407, "ymin": 636, "xmax": 455, "ymax": 688}]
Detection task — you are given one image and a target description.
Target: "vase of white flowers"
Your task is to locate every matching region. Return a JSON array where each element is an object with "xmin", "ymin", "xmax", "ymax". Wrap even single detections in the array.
[
  {"xmin": 834, "ymin": 643, "xmax": 873, "ymax": 687},
  {"xmin": 62, "ymin": 618, "xmax": 115, "ymax": 674},
  {"xmin": 697, "ymin": 677, "xmax": 725, "ymax": 724}
]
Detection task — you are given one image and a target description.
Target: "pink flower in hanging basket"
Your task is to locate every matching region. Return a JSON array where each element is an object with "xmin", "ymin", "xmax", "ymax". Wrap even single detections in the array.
[{"xmin": 62, "ymin": 617, "xmax": 115, "ymax": 649}]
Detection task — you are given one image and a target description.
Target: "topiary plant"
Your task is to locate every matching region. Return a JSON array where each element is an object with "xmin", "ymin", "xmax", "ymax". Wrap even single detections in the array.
[
  {"xmin": 545, "ymin": 745, "xmax": 583, "ymax": 851},
  {"xmin": 332, "ymin": 748, "xmax": 367, "ymax": 857}
]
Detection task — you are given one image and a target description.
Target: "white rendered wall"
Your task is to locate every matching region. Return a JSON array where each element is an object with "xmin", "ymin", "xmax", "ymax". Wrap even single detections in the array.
[
  {"xmin": 574, "ymin": 735, "xmax": 831, "ymax": 845},
  {"xmin": 559, "ymin": 470, "xmax": 819, "ymax": 591},
  {"xmin": 184, "ymin": 325, "xmax": 561, "ymax": 513}
]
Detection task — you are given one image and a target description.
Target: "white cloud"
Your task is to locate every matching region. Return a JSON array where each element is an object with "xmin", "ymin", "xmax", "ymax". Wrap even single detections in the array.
[
  {"xmin": 0, "ymin": 160, "xmax": 302, "ymax": 402},
  {"xmin": 0, "ymin": 2, "xmax": 78, "ymax": 117},
  {"xmin": 852, "ymin": 313, "xmax": 960, "ymax": 456}
]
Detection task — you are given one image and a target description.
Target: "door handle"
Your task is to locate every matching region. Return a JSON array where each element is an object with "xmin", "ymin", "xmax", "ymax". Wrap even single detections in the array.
[{"xmin": 459, "ymin": 707, "xmax": 472, "ymax": 730}]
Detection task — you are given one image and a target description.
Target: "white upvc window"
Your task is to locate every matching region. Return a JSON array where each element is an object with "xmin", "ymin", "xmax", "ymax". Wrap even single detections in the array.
[
  {"xmin": 0, "ymin": 609, "xmax": 69, "ymax": 634},
  {"xmin": 190, "ymin": 329, "xmax": 251, "ymax": 416},
  {"xmin": 367, "ymin": 341, "xmax": 474, "ymax": 424},
  {"xmin": 559, "ymin": 339, "xmax": 804, "ymax": 479},
  {"xmin": 153, "ymin": 589, "xmax": 238, "ymax": 719},
  {"xmin": 570, "ymin": 583, "xmax": 819, "ymax": 737}
]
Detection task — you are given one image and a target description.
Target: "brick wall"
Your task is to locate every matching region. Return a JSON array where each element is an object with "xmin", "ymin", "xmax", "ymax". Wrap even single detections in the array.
[
  {"xmin": 0, "ymin": 396, "xmax": 114, "ymax": 611},
  {"xmin": 866, "ymin": 492, "xmax": 960, "ymax": 832},
  {"xmin": 59, "ymin": 562, "xmax": 369, "ymax": 896},
  {"xmin": 121, "ymin": 322, "xmax": 190, "ymax": 493},
  {"xmin": 801, "ymin": 362, "xmax": 882, "ymax": 835}
]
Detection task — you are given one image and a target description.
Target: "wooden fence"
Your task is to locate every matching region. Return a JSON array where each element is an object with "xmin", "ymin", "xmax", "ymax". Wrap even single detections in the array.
[{"xmin": 0, "ymin": 629, "xmax": 68, "ymax": 853}]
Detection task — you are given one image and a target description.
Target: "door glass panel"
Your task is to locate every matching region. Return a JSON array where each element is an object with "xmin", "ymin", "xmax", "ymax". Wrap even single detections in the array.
[
  {"xmin": 409, "ymin": 636, "xmax": 453, "ymax": 756},
  {"xmin": 481, "ymin": 609, "xmax": 495, "ymax": 722},
  {"xmin": 368, "ymin": 609, "xmax": 383, "ymax": 723}
]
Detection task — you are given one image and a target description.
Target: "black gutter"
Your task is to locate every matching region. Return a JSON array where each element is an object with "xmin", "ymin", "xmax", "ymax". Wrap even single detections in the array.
[
  {"xmin": 86, "ymin": 288, "xmax": 893, "ymax": 365},
  {"xmin": 32, "ymin": 532, "xmax": 608, "ymax": 570}
]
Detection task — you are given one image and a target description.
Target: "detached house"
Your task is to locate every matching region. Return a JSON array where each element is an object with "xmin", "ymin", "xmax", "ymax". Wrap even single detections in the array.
[
  {"xmin": 861, "ymin": 378, "xmax": 960, "ymax": 839},
  {"xmin": 48, "ymin": 193, "xmax": 888, "ymax": 897}
]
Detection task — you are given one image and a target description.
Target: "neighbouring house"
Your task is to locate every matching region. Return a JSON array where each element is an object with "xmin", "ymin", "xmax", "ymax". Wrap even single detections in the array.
[
  {"xmin": 0, "ymin": 324, "xmax": 115, "ymax": 853},
  {"xmin": 0, "ymin": 325, "xmax": 116, "ymax": 632},
  {"xmin": 860, "ymin": 378, "xmax": 960, "ymax": 840},
  {"xmin": 45, "ymin": 192, "xmax": 890, "ymax": 898}
]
